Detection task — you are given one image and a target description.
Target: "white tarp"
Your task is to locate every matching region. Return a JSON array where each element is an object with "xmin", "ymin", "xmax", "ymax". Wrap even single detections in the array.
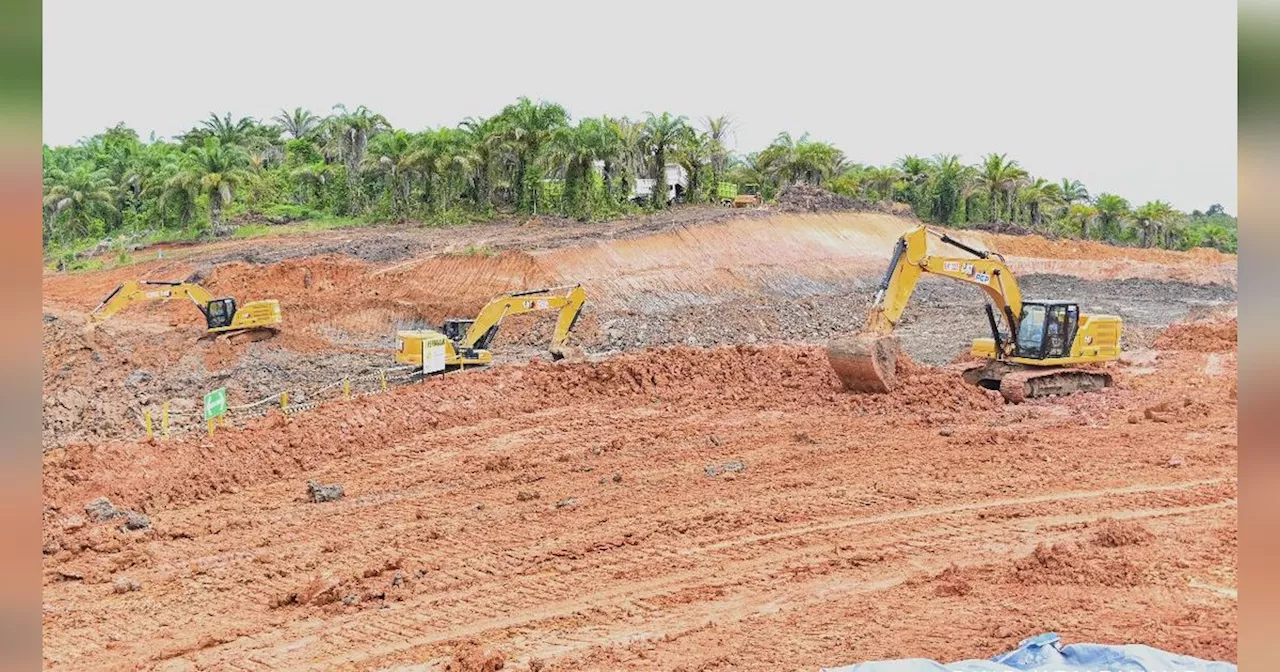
[{"xmin": 822, "ymin": 633, "xmax": 1236, "ymax": 672}]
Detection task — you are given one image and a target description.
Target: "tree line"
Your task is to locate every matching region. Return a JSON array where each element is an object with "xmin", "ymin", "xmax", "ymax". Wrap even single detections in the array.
[{"xmin": 42, "ymin": 97, "xmax": 1236, "ymax": 260}]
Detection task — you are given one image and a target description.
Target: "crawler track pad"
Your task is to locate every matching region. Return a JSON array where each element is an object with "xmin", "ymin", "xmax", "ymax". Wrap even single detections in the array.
[{"xmin": 827, "ymin": 334, "xmax": 899, "ymax": 393}]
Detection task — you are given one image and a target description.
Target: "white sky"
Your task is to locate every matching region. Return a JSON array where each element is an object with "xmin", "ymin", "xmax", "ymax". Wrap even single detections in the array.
[{"xmin": 43, "ymin": 0, "xmax": 1237, "ymax": 213}]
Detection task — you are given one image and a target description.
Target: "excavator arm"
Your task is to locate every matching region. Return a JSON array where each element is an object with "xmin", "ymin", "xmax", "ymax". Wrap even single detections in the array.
[
  {"xmin": 90, "ymin": 280, "xmax": 216, "ymax": 323},
  {"xmin": 865, "ymin": 226, "xmax": 1023, "ymax": 342},
  {"xmin": 395, "ymin": 284, "xmax": 588, "ymax": 369},
  {"xmin": 830, "ymin": 226, "xmax": 1022, "ymax": 393},
  {"xmin": 461, "ymin": 285, "xmax": 587, "ymax": 350},
  {"xmin": 89, "ymin": 279, "xmax": 281, "ymax": 341}
]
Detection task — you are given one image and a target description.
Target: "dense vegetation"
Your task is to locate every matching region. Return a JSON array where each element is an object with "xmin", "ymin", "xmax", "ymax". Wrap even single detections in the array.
[{"xmin": 42, "ymin": 98, "xmax": 1236, "ymax": 265}]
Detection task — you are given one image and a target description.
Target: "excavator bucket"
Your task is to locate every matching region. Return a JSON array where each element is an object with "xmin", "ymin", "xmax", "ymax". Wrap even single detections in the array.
[
  {"xmin": 548, "ymin": 344, "xmax": 585, "ymax": 363},
  {"xmin": 827, "ymin": 334, "xmax": 900, "ymax": 393}
]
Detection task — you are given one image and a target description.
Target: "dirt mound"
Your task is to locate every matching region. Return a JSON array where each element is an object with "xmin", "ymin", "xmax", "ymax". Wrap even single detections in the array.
[
  {"xmin": 1012, "ymin": 542, "xmax": 1144, "ymax": 587},
  {"xmin": 1154, "ymin": 318, "xmax": 1237, "ymax": 353},
  {"xmin": 989, "ymin": 232, "xmax": 1237, "ymax": 268},
  {"xmin": 41, "ymin": 343, "xmax": 1002, "ymax": 514},
  {"xmin": 775, "ymin": 184, "xmax": 911, "ymax": 216},
  {"xmin": 1092, "ymin": 519, "xmax": 1155, "ymax": 547},
  {"xmin": 445, "ymin": 641, "xmax": 506, "ymax": 672}
]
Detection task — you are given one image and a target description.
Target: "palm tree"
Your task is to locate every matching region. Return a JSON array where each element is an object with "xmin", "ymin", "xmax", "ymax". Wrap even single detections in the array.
[
  {"xmin": 274, "ymin": 107, "xmax": 321, "ymax": 140},
  {"xmin": 725, "ymin": 152, "xmax": 771, "ymax": 198},
  {"xmin": 363, "ymin": 130, "xmax": 416, "ymax": 220},
  {"xmin": 1093, "ymin": 193, "xmax": 1130, "ymax": 242},
  {"xmin": 459, "ymin": 115, "xmax": 501, "ymax": 209},
  {"xmin": 178, "ymin": 137, "xmax": 252, "ymax": 234},
  {"xmin": 674, "ymin": 130, "xmax": 712, "ymax": 203},
  {"xmin": 757, "ymin": 132, "xmax": 800, "ymax": 186},
  {"xmin": 543, "ymin": 119, "xmax": 615, "ymax": 218},
  {"xmin": 42, "ymin": 164, "xmax": 117, "ymax": 242},
  {"xmin": 704, "ymin": 115, "xmax": 734, "ymax": 191},
  {"xmin": 612, "ymin": 117, "xmax": 646, "ymax": 203},
  {"xmin": 494, "ymin": 97, "xmax": 569, "ymax": 211},
  {"xmin": 895, "ymin": 155, "xmax": 931, "ymax": 212},
  {"xmin": 1131, "ymin": 200, "xmax": 1179, "ymax": 248},
  {"xmin": 406, "ymin": 127, "xmax": 477, "ymax": 212},
  {"xmin": 328, "ymin": 104, "xmax": 390, "ymax": 215},
  {"xmin": 975, "ymin": 153, "xmax": 1027, "ymax": 221},
  {"xmin": 287, "ymin": 162, "xmax": 332, "ymax": 208},
  {"xmin": 792, "ymin": 140, "xmax": 844, "ymax": 186},
  {"xmin": 926, "ymin": 154, "xmax": 966, "ymax": 224},
  {"xmin": 640, "ymin": 112, "xmax": 690, "ymax": 208},
  {"xmin": 1018, "ymin": 177, "xmax": 1060, "ymax": 228},
  {"xmin": 1196, "ymin": 223, "xmax": 1232, "ymax": 251},
  {"xmin": 863, "ymin": 165, "xmax": 904, "ymax": 201},
  {"xmin": 591, "ymin": 116, "xmax": 628, "ymax": 203},
  {"xmin": 1059, "ymin": 178, "xmax": 1088, "ymax": 208},
  {"xmin": 1066, "ymin": 203, "xmax": 1099, "ymax": 239},
  {"xmin": 183, "ymin": 113, "xmax": 278, "ymax": 151}
]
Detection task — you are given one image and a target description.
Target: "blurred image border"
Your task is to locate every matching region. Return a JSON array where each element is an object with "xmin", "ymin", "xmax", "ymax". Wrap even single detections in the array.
[
  {"xmin": 1238, "ymin": 3, "xmax": 1278, "ymax": 669},
  {"xmin": 1, "ymin": 0, "xmax": 45, "ymax": 668}
]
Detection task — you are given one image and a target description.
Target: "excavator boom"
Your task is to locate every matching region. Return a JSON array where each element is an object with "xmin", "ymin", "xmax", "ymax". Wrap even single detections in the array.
[
  {"xmin": 91, "ymin": 280, "xmax": 214, "ymax": 323},
  {"xmin": 461, "ymin": 285, "xmax": 587, "ymax": 352},
  {"xmin": 863, "ymin": 226, "xmax": 1023, "ymax": 336}
]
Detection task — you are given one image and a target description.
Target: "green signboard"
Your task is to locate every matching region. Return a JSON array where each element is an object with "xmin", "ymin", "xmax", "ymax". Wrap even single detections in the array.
[{"xmin": 204, "ymin": 387, "xmax": 227, "ymax": 420}]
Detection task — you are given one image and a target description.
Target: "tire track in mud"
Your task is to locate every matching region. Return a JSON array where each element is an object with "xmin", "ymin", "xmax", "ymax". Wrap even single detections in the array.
[{"xmin": 169, "ymin": 479, "xmax": 1234, "ymax": 670}]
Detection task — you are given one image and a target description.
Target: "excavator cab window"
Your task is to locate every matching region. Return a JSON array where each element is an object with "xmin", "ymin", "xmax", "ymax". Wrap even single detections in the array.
[
  {"xmin": 205, "ymin": 298, "xmax": 237, "ymax": 330},
  {"xmin": 1015, "ymin": 302, "xmax": 1079, "ymax": 359},
  {"xmin": 1015, "ymin": 304, "xmax": 1047, "ymax": 358},
  {"xmin": 1044, "ymin": 305, "xmax": 1068, "ymax": 358},
  {"xmin": 441, "ymin": 319, "xmax": 473, "ymax": 344}
]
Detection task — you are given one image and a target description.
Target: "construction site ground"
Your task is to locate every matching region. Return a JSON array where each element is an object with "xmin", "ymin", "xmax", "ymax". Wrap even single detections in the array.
[{"xmin": 41, "ymin": 206, "xmax": 1238, "ymax": 671}]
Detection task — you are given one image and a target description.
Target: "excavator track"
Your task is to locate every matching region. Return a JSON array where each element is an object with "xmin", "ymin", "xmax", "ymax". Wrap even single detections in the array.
[
  {"xmin": 209, "ymin": 328, "xmax": 279, "ymax": 346},
  {"xmin": 965, "ymin": 362, "xmax": 1112, "ymax": 404}
]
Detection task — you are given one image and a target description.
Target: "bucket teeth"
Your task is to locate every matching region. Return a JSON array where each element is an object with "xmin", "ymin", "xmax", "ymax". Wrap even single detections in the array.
[{"xmin": 827, "ymin": 334, "xmax": 899, "ymax": 393}]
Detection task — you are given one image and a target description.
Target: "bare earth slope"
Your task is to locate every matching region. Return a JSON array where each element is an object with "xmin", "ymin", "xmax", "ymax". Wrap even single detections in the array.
[{"xmin": 41, "ymin": 211, "xmax": 1236, "ymax": 449}]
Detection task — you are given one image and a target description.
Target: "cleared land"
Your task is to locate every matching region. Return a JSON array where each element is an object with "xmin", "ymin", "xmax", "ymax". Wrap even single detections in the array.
[{"xmin": 41, "ymin": 207, "xmax": 1237, "ymax": 671}]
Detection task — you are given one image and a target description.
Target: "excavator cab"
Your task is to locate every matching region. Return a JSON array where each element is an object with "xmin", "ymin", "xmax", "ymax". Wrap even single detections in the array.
[
  {"xmin": 204, "ymin": 298, "xmax": 238, "ymax": 330},
  {"xmin": 441, "ymin": 317, "xmax": 502, "ymax": 352},
  {"xmin": 441, "ymin": 319, "xmax": 471, "ymax": 343},
  {"xmin": 1013, "ymin": 301, "xmax": 1079, "ymax": 360}
]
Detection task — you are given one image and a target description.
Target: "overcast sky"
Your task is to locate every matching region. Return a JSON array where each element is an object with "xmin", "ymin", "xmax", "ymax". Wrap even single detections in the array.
[{"xmin": 43, "ymin": 0, "xmax": 1237, "ymax": 213}]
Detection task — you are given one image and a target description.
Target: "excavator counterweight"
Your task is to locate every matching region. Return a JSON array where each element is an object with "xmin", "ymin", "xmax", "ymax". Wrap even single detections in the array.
[{"xmin": 828, "ymin": 226, "xmax": 1121, "ymax": 402}]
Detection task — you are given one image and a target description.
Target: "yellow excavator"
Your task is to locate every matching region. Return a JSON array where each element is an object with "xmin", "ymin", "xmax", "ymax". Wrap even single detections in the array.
[
  {"xmin": 827, "ymin": 226, "xmax": 1122, "ymax": 403},
  {"xmin": 89, "ymin": 279, "xmax": 282, "ymax": 344},
  {"xmin": 395, "ymin": 284, "xmax": 587, "ymax": 370}
]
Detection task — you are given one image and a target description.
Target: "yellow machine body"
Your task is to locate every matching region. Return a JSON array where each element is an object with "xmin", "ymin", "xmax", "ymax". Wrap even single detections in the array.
[
  {"xmin": 395, "ymin": 284, "xmax": 586, "ymax": 370},
  {"xmin": 827, "ymin": 225, "xmax": 1122, "ymax": 401},
  {"xmin": 90, "ymin": 279, "xmax": 282, "ymax": 342}
]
